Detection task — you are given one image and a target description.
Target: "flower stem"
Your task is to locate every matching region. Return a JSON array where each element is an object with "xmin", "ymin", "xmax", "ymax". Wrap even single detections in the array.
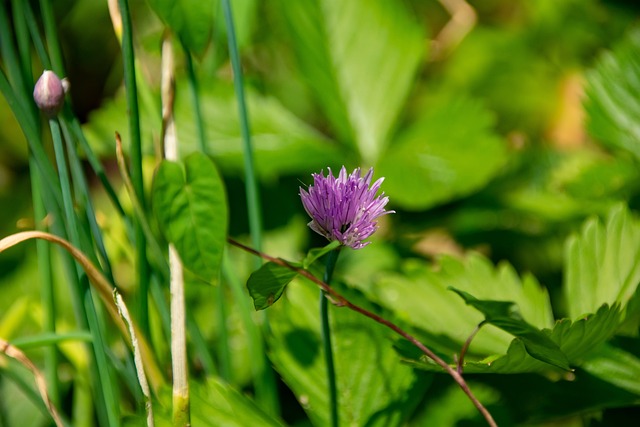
[
  {"xmin": 321, "ymin": 248, "xmax": 341, "ymax": 427},
  {"xmin": 222, "ymin": 0, "xmax": 280, "ymax": 416},
  {"xmin": 227, "ymin": 238, "xmax": 498, "ymax": 427},
  {"xmin": 117, "ymin": 0, "xmax": 151, "ymax": 338}
]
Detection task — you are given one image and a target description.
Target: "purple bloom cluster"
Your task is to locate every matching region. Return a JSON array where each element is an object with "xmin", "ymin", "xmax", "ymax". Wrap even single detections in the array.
[{"xmin": 300, "ymin": 166, "xmax": 394, "ymax": 249}]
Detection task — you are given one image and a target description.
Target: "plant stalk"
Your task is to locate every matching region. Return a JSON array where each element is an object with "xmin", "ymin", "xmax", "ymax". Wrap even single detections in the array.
[{"xmin": 321, "ymin": 249, "xmax": 340, "ymax": 427}]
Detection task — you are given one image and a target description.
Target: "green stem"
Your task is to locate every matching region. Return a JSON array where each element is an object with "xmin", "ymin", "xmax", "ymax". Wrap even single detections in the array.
[
  {"xmin": 221, "ymin": 0, "xmax": 279, "ymax": 415},
  {"xmin": 321, "ymin": 248, "xmax": 341, "ymax": 427},
  {"xmin": 221, "ymin": 0, "xmax": 263, "ymax": 254},
  {"xmin": 30, "ymin": 158, "xmax": 60, "ymax": 408},
  {"xmin": 216, "ymin": 282, "xmax": 232, "ymax": 382},
  {"xmin": 38, "ymin": 0, "xmax": 65, "ymax": 74},
  {"xmin": 117, "ymin": 0, "xmax": 150, "ymax": 337},
  {"xmin": 50, "ymin": 119, "xmax": 118, "ymax": 427}
]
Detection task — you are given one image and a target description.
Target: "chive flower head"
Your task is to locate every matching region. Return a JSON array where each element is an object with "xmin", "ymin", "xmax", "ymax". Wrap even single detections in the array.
[{"xmin": 300, "ymin": 166, "xmax": 393, "ymax": 249}]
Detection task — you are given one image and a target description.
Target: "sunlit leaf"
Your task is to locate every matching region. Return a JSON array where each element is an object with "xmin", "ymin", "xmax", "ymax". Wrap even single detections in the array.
[
  {"xmin": 269, "ymin": 283, "xmax": 426, "ymax": 427},
  {"xmin": 403, "ymin": 304, "xmax": 622, "ymax": 374},
  {"xmin": 585, "ymin": 28, "xmax": 640, "ymax": 160},
  {"xmin": 152, "ymin": 152, "xmax": 228, "ymax": 284},
  {"xmin": 564, "ymin": 204, "xmax": 640, "ymax": 319},
  {"xmin": 450, "ymin": 288, "xmax": 571, "ymax": 370},
  {"xmin": 377, "ymin": 96, "xmax": 507, "ymax": 210},
  {"xmin": 276, "ymin": 0, "xmax": 424, "ymax": 162},
  {"xmin": 371, "ymin": 254, "xmax": 553, "ymax": 356}
]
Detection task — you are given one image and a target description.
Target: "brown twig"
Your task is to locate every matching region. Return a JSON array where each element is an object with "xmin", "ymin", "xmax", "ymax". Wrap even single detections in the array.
[
  {"xmin": 227, "ymin": 237, "xmax": 498, "ymax": 427},
  {"xmin": 458, "ymin": 323, "xmax": 484, "ymax": 374}
]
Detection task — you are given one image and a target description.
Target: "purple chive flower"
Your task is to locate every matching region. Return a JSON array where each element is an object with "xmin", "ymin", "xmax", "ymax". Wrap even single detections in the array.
[{"xmin": 300, "ymin": 166, "xmax": 394, "ymax": 249}]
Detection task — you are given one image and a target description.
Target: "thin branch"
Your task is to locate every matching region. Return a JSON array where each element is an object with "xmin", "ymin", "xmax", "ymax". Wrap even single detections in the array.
[{"xmin": 227, "ymin": 237, "xmax": 497, "ymax": 427}]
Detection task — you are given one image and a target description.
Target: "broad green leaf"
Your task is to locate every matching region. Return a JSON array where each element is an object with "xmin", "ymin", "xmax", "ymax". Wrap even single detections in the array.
[
  {"xmin": 450, "ymin": 288, "xmax": 571, "ymax": 370},
  {"xmin": 147, "ymin": 0, "xmax": 215, "ymax": 55},
  {"xmin": 369, "ymin": 254, "xmax": 553, "ymax": 356},
  {"xmin": 564, "ymin": 204, "xmax": 640, "ymax": 319},
  {"xmin": 152, "ymin": 152, "xmax": 228, "ymax": 284},
  {"xmin": 83, "ymin": 81, "xmax": 342, "ymax": 178},
  {"xmin": 246, "ymin": 262, "xmax": 297, "ymax": 310},
  {"xmin": 277, "ymin": 0, "xmax": 424, "ymax": 162},
  {"xmin": 403, "ymin": 304, "xmax": 621, "ymax": 374},
  {"xmin": 269, "ymin": 282, "xmax": 426, "ymax": 427},
  {"xmin": 274, "ymin": 0, "xmax": 354, "ymax": 142},
  {"xmin": 377, "ymin": 96, "xmax": 507, "ymax": 210},
  {"xmin": 584, "ymin": 29, "xmax": 640, "ymax": 160}
]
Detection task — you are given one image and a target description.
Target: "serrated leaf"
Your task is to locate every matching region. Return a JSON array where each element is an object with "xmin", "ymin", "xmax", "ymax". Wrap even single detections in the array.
[
  {"xmin": 371, "ymin": 254, "xmax": 553, "ymax": 356},
  {"xmin": 377, "ymin": 96, "xmax": 507, "ymax": 210},
  {"xmin": 585, "ymin": 28, "xmax": 640, "ymax": 160},
  {"xmin": 450, "ymin": 288, "xmax": 571, "ymax": 370},
  {"xmin": 147, "ymin": 0, "xmax": 215, "ymax": 55},
  {"xmin": 247, "ymin": 262, "xmax": 298, "ymax": 310},
  {"xmin": 152, "ymin": 152, "xmax": 228, "ymax": 284},
  {"xmin": 402, "ymin": 304, "xmax": 622, "ymax": 374},
  {"xmin": 269, "ymin": 283, "xmax": 426, "ymax": 427},
  {"xmin": 564, "ymin": 204, "xmax": 640, "ymax": 319}
]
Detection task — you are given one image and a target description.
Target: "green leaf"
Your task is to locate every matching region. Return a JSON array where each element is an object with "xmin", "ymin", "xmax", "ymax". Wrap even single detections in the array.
[
  {"xmin": 377, "ymin": 96, "xmax": 507, "ymax": 210},
  {"xmin": 152, "ymin": 152, "xmax": 228, "ymax": 284},
  {"xmin": 147, "ymin": 0, "xmax": 215, "ymax": 55},
  {"xmin": 277, "ymin": 0, "xmax": 424, "ymax": 162},
  {"xmin": 449, "ymin": 288, "xmax": 570, "ymax": 370},
  {"xmin": 402, "ymin": 304, "xmax": 622, "ymax": 374},
  {"xmin": 564, "ymin": 204, "xmax": 640, "ymax": 319},
  {"xmin": 246, "ymin": 262, "xmax": 298, "ymax": 310},
  {"xmin": 370, "ymin": 254, "xmax": 554, "ymax": 356},
  {"xmin": 584, "ymin": 28, "xmax": 640, "ymax": 160},
  {"xmin": 269, "ymin": 282, "xmax": 426, "ymax": 427}
]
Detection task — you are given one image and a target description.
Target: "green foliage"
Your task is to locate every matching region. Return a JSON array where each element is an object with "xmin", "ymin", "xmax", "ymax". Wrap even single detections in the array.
[
  {"xmin": 585, "ymin": 29, "xmax": 640, "ymax": 160},
  {"xmin": 125, "ymin": 379, "xmax": 284, "ymax": 426},
  {"xmin": 564, "ymin": 204, "xmax": 640, "ymax": 319},
  {"xmin": 370, "ymin": 253, "xmax": 554, "ymax": 356},
  {"xmin": 377, "ymin": 96, "xmax": 507, "ymax": 210},
  {"xmin": 268, "ymin": 283, "xmax": 426, "ymax": 427},
  {"xmin": 146, "ymin": 0, "xmax": 215, "ymax": 55},
  {"xmin": 276, "ymin": 0, "xmax": 424, "ymax": 162},
  {"xmin": 152, "ymin": 152, "xmax": 228, "ymax": 284},
  {"xmin": 450, "ymin": 288, "xmax": 571, "ymax": 370},
  {"xmin": 246, "ymin": 262, "xmax": 297, "ymax": 310},
  {"xmin": 83, "ymin": 81, "xmax": 343, "ymax": 178}
]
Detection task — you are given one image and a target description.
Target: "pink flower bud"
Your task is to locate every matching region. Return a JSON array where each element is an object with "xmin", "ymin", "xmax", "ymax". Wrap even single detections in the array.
[{"xmin": 33, "ymin": 70, "xmax": 65, "ymax": 117}]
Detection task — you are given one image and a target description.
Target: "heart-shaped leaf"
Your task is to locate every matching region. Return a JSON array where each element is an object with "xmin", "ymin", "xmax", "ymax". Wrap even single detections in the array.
[{"xmin": 152, "ymin": 152, "xmax": 228, "ymax": 284}]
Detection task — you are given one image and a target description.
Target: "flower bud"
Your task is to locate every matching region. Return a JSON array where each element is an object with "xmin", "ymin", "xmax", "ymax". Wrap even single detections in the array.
[{"xmin": 33, "ymin": 70, "xmax": 65, "ymax": 117}]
